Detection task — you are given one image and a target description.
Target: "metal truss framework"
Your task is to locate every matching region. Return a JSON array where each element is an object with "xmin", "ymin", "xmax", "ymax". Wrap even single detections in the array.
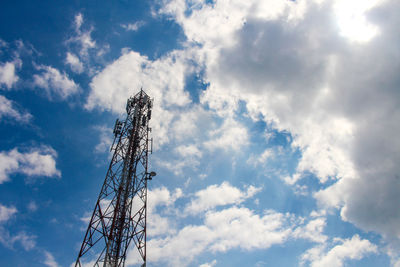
[{"xmin": 75, "ymin": 90, "xmax": 154, "ymax": 267}]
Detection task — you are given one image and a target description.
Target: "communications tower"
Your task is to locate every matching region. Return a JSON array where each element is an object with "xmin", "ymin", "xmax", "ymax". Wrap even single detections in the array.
[{"xmin": 75, "ymin": 89, "xmax": 155, "ymax": 267}]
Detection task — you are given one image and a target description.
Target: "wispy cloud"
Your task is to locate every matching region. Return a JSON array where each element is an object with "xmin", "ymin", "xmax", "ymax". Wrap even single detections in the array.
[
  {"xmin": 43, "ymin": 251, "xmax": 60, "ymax": 267},
  {"xmin": 65, "ymin": 52, "xmax": 84, "ymax": 74},
  {"xmin": 121, "ymin": 21, "xmax": 145, "ymax": 31},
  {"xmin": 67, "ymin": 13, "xmax": 96, "ymax": 58},
  {"xmin": 0, "ymin": 204, "xmax": 36, "ymax": 251},
  {"xmin": 0, "ymin": 95, "xmax": 32, "ymax": 123}
]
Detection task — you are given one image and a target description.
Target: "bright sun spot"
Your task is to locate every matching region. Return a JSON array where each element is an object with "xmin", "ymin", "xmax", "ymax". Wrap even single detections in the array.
[{"xmin": 334, "ymin": 0, "xmax": 384, "ymax": 43}]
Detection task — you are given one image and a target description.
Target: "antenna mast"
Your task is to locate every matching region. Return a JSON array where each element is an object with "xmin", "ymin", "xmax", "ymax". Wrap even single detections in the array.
[{"xmin": 75, "ymin": 89, "xmax": 155, "ymax": 267}]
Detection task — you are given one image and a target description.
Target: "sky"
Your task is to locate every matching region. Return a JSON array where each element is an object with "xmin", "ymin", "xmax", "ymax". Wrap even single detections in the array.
[{"xmin": 0, "ymin": 0, "xmax": 399, "ymax": 266}]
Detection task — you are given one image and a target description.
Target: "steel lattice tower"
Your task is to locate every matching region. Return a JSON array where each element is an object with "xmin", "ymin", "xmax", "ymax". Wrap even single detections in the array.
[{"xmin": 75, "ymin": 89, "xmax": 155, "ymax": 267}]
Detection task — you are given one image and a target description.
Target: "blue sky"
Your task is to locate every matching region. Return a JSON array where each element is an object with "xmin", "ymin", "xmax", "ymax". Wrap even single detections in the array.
[{"xmin": 0, "ymin": 0, "xmax": 399, "ymax": 266}]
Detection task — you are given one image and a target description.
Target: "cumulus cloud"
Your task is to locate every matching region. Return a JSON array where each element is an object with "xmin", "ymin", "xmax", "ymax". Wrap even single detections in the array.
[
  {"xmin": 185, "ymin": 182, "xmax": 261, "ymax": 214},
  {"xmin": 0, "ymin": 146, "xmax": 61, "ymax": 184},
  {"xmin": 159, "ymin": 0, "xmax": 400, "ymax": 251},
  {"xmin": 203, "ymin": 117, "xmax": 249, "ymax": 152},
  {"xmin": 84, "ymin": 29, "xmax": 250, "ymax": 160},
  {"xmin": 0, "ymin": 59, "xmax": 21, "ymax": 89},
  {"xmin": 292, "ymin": 217, "xmax": 328, "ymax": 243},
  {"xmin": 85, "ymin": 49, "xmax": 192, "ymax": 146},
  {"xmin": 86, "ymin": 49, "xmax": 191, "ymax": 111},
  {"xmin": 149, "ymin": 187, "xmax": 183, "ymax": 213},
  {"xmin": 127, "ymin": 206, "xmax": 292, "ymax": 267},
  {"xmin": 83, "ymin": 0, "xmax": 400, "ymax": 264},
  {"xmin": 157, "ymin": 144, "xmax": 203, "ymax": 175},
  {"xmin": 170, "ymin": 105, "xmax": 212, "ymax": 142},
  {"xmin": 124, "ymin": 184, "xmax": 333, "ymax": 266},
  {"xmin": 0, "ymin": 95, "xmax": 32, "ymax": 123},
  {"xmin": 147, "ymin": 187, "xmax": 183, "ymax": 237},
  {"xmin": 175, "ymin": 144, "xmax": 202, "ymax": 158},
  {"xmin": 301, "ymin": 235, "xmax": 378, "ymax": 267},
  {"xmin": 33, "ymin": 64, "xmax": 79, "ymax": 99}
]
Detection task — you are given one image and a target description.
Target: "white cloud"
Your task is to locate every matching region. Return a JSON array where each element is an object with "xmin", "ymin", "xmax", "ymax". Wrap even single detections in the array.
[
  {"xmin": 74, "ymin": 13, "xmax": 83, "ymax": 30},
  {"xmin": 127, "ymin": 184, "xmax": 334, "ymax": 266},
  {"xmin": 170, "ymin": 105, "xmax": 211, "ymax": 141},
  {"xmin": 385, "ymin": 246, "xmax": 400, "ymax": 267},
  {"xmin": 205, "ymin": 207, "xmax": 291, "ymax": 252},
  {"xmin": 199, "ymin": 259, "xmax": 217, "ymax": 267},
  {"xmin": 334, "ymin": 0, "xmax": 384, "ymax": 43},
  {"xmin": 0, "ymin": 60, "xmax": 21, "ymax": 89},
  {"xmin": 148, "ymin": 187, "xmax": 183, "ymax": 214},
  {"xmin": 11, "ymin": 231, "xmax": 36, "ymax": 250},
  {"xmin": 175, "ymin": 144, "xmax": 202, "ymax": 158},
  {"xmin": 86, "ymin": 49, "xmax": 192, "ymax": 147},
  {"xmin": 33, "ymin": 64, "xmax": 79, "ymax": 99},
  {"xmin": 86, "ymin": 49, "xmax": 192, "ymax": 111},
  {"xmin": 156, "ymin": 158, "xmax": 191, "ymax": 176},
  {"xmin": 153, "ymin": 106, "xmax": 220, "ymax": 175},
  {"xmin": 160, "ymin": 0, "xmax": 305, "ymax": 51},
  {"xmin": 159, "ymin": 0, "xmax": 400, "ymax": 252},
  {"xmin": 301, "ymin": 235, "xmax": 377, "ymax": 267},
  {"xmin": 43, "ymin": 251, "xmax": 60, "ymax": 267},
  {"xmin": 127, "ymin": 206, "xmax": 292, "ymax": 267},
  {"xmin": 293, "ymin": 217, "xmax": 328, "ymax": 243},
  {"xmin": 247, "ymin": 148, "xmax": 274, "ymax": 167},
  {"xmin": 84, "ymin": 2, "xmax": 400, "ymax": 264},
  {"xmin": 203, "ymin": 118, "xmax": 249, "ymax": 152},
  {"xmin": 0, "ymin": 204, "xmax": 17, "ymax": 223},
  {"xmin": 147, "ymin": 187, "xmax": 182, "ymax": 237},
  {"xmin": 185, "ymin": 182, "xmax": 261, "ymax": 214},
  {"xmin": 0, "ymin": 204, "xmax": 36, "ymax": 251},
  {"xmin": 157, "ymin": 143, "xmax": 204, "ymax": 175},
  {"xmin": 68, "ymin": 13, "xmax": 96, "ymax": 57},
  {"xmin": 94, "ymin": 125, "xmax": 113, "ymax": 154},
  {"xmin": 121, "ymin": 21, "xmax": 145, "ymax": 31},
  {"xmin": 65, "ymin": 52, "xmax": 84, "ymax": 73},
  {"xmin": 0, "ymin": 146, "xmax": 61, "ymax": 184},
  {"xmin": 0, "ymin": 95, "xmax": 32, "ymax": 123},
  {"xmin": 0, "ymin": 228, "xmax": 36, "ymax": 251}
]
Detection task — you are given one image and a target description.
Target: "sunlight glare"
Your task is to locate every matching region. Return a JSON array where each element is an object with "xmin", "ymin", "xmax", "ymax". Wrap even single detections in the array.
[{"xmin": 334, "ymin": 0, "xmax": 384, "ymax": 43}]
